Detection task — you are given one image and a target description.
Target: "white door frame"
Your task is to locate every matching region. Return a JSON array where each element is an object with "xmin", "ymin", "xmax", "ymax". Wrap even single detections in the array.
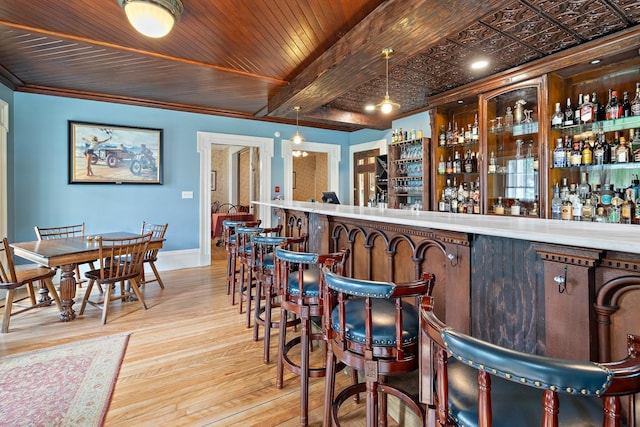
[
  {"xmin": 348, "ymin": 139, "xmax": 387, "ymax": 205},
  {"xmin": 197, "ymin": 132, "xmax": 274, "ymax": 265},
  {"xmin": 281, "ymin": 139, "xmax": 340, "ymax": 201}
]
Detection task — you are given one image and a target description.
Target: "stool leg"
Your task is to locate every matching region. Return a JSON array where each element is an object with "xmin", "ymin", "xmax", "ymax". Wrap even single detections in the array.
[
  {"xmin": 300, "ymin": 305, "xmax": 310, "ymax": 426},
  {"xmin": 276, "ymin": 302, "xmax": 287, "ymax": 389},
  {"xmin": 262, "ymin": 282, "xmax": 274, "ymax": 364},
  {"xmin": 253, "ymin": 277, "xmax": 263, "ymax": 342},
  {"xmin": 323, "ymin": 343, "xmax": 336, "ymax": 426},
  {"xmin": 245, "ymin": 269, "xmax": 253, "ymax": 328}
]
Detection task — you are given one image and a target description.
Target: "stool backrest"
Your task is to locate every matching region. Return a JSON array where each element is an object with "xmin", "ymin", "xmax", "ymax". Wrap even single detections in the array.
[
  {"xmin": 275, "ymin": 247, "xmax": 349, "ymax": 304},
  {"xmin": 323, "ymin": 269, "xmax": 434, "ymax": 358},
  {"xmin": 421, "ymin": 297, "xmax": 640, "ymax": 426}
]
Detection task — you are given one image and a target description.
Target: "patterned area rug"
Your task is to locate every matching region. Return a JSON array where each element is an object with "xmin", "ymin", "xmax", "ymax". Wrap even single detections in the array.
[{"xmin": 0, "ymin": 333, "xmax": 130, "ymax": 426}]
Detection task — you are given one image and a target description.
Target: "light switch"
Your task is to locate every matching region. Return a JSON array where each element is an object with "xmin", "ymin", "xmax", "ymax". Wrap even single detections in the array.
[{"xmin": 182, "ymin": 191, "xmax": 193, "ymax": 199}]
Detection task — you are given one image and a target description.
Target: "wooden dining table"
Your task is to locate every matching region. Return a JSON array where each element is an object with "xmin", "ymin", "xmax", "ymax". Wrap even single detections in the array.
[
  {"xmin": 211, "ymin": 212, "xmax": 254, "ymax": 239},
  {"xmin": 11, "ymin": 232, "xmax": 165, "ymax": 322}
]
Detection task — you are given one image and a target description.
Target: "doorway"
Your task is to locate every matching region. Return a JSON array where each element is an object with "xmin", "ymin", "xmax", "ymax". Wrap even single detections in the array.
[
  {"xmin": 197, "ymin": 132, "xmax": 274, "ymax": 266},
  {"xmin": 292, "ymin": 151, "xmax": 328, "ymax": 202},
  {"xmin": 282, "ymin": 139, "xmax": 340, "ymax": 202},
  {"xmin": 353, "ymin": 148, "xmax": 379, "ymax": 206}
]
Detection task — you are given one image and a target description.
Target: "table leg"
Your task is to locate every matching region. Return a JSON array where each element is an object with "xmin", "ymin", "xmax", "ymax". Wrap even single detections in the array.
[
  {"xmin": 59, "ymin": 263, "xmax": 77, "ymax": 321},
  {"xmin": 37, "ymin": 280, "xmax": 52, "ymax": 305}
]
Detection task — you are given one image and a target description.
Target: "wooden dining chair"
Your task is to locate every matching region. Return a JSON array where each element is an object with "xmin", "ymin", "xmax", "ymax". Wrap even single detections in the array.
[
  {"xmin": 0, "ymin": 237, "xmax": 61, "ymax": 333},
  {"xmin": 139, "ymin": 221, "xmax": 168, "ymax": 289},
  {"xmin": 34, "ymin": 222, "xmax": 97, "ymax": 291},
  {"xmin": 79, "ymin": 233, "xmax": 152, "ymax": 325}
]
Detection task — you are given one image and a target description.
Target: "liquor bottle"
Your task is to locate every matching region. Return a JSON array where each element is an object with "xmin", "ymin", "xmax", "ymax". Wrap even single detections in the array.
[
  {"xmin": 564, "ymin": 135, "xmax": 572, "ymax": 167},
  {"xmin": 563, "ymin": 97, "xmax": 574, "ymax": 126},
  {"xmin": 632, "ymin": 129, "xmax": 640, "ymax": 162},
  {"xmin": 610, "ymin": 131, "xmax": 620, "ymax": 163},
  {"xmin": 578, "ymin": 172, "xmax": 591, "ymax": 201},
  {"xmin": 453, "ymin": 151, "xmax": 462, "ymax": 173},
  {"xmin": 511, "ymin": 199, "xmax": 521, "ymax": 216},
  {"xmin": 582, "ymin": 198, "xmax": 593, "ymax": 222},
  {"xmin": 437, "ymin": 155, "xmax": 445, "ymax": 174},
  {"xmin": 551, "ymin": 102, "xmax": 564, "ymax": 128},
  {"xmin": 580, "ymin": 94, "xmax": 594, "ymax": 123},
  {"xmin": 570, "ymin": 138, "xmax": 582, "ymax": 167},
  {"xmin": 552, "ymin": 193, "xmax": 562, "ymax": 219},
  {"xmin": 632, "ymin": 83, "xmax": 640, "ymax": 116},
  {"xmin": 560, "ymin": 177, "xmax": 569, "ymax": 200},
  {"xmin": 593, "ymin": 131, "xmax": 605, "ymax": 165},
  {"xmin": 439, "ymin": 188, "xmax": 448, "ymax": 212},
  {"xmin": 581, "ymin": 137, "xmax": 593, "ymax": 165},
  {"xmin": 574, "ymin": 93, "xmax": 583, "ymax": 125},
  {"xmin": 616, "ymin": 136, "xmax": 630, "ymax": 163},
  {"xmin": 494, "ymin": 197, "xmax": 504, "ymax": 215},
  {"xmin": 464, "ymin": 149, "xmax": 473, "ymax": 173},
  {"xmin": 553, "ymin": 138, "xmax": 566, "ymax": 168},
  {"xmin": 602, "ymin": 133, "xmax": 611, "ymax": 164},
  {"xmin": 446, "ymin": 122, "xmax": 453, "ymax": 146},
  {"xmin": 472, "ymin": 114, "xmax": 479, "ymax": 141},
  {"xmin": 606, "ymin": 89, "xmax": 621, "ymax": 120},
  {"xmin": 621, "ymin": 189, "xmax": 635, "ymax": 224},
  {"xmin": 488, "ymin": 151, "xmax": 497, "ymax": 173},
  {"xmin": 472, "ymin": 178, "xmax": 481, "ymax": 214},
  {"xmin": 610, "ymin": 191, "xmax": 623, "ymax": 223},
  {"xmin": 594, "ymin": 207, "xmax": 608, "ymax": 223},
  {"xmin": 438, "ymin": 125, "xmax": 446, "ymax": 146},
  {"xmin": 471, "ymin": 151, "xmax": 478, "ymax": 173},
  {"xmin": 446, "ymin": 156, "xmax": 453, "ymax": 174},
  {"xmin": 593, "ymin": 92, "xmax": 605, "ymax": 121},
  {"xmin": 622, "ymin": 91, "xmax": 632, "ymax": 118},
  {"xmin": 561, "ymin": 193, "xmax": 573, "ymax": 221}
]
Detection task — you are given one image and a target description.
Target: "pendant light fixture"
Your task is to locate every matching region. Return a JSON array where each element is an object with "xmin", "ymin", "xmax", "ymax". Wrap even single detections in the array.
[
  {"xmin": 376, "ymin": 48, "xmax": 400, "ymax": 114},
  {"xmin": 292, "ymin": 106, "xmax": 304, "ymax": 144},
  {"xmin": 118, "ymin": 0, "xmax": 184, "ymax": 38}
]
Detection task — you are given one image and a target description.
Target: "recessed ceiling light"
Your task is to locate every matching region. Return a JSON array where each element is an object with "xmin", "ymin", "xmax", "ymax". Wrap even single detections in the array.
[
  {"xmin": 457, "ymin": 100, "xmax": 464, "ymax": 104},
  {"xmin": 470, "ymin": 60, "xmax": 489, "ymax": 70},
  {"xmin": 590, "ymin": 59, "xmax": 601, "ymax": 64}
]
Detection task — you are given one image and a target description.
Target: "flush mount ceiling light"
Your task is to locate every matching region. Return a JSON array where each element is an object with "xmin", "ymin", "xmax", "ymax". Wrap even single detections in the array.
[
  {"xmin": 118, "ymin": 0, "xmax": 184, "ymax": 38},
  {"xmin": 374, "ymin": 48, "xmax": 400, "ymax": 114},
  {"xmin": 470, "ymin": 59, "xmax": 489, "ymax": 70},
  {"xmin": 292, "ymin": 106, "xmax": 304, "ymax": 144}
]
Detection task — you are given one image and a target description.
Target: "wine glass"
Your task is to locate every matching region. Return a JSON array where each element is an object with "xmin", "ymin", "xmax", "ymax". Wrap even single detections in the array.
[
  {"xmin": 496, "ymin": 117, "xmax": 503, "ymax": 131},
  {"xmin": 489, "ymin": 119, "xmax": 496, "ymax": 133}
]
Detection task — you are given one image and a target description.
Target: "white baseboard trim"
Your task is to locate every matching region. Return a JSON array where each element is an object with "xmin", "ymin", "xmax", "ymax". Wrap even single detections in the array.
[{"xmin": 153, "ymin": 248, "xmax": 205, "ymax": 271}]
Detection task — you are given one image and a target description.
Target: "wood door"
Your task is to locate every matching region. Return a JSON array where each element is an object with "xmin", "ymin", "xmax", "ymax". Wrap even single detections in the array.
[{"xmin": 353, "ymin": 148, "xmax": 379, "ymax": 206}]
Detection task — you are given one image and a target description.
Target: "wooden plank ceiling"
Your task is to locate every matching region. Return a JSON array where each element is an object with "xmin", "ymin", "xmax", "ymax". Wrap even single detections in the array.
[{"xmin": 0, "ymin": 0, "xmax": 638, "ymax": 131}]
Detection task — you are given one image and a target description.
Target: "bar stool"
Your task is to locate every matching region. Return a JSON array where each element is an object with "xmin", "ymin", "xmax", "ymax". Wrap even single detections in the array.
[
  {"xmin": 321, "ymin": 269, "xmax": 435, "ymax": 427},
  {"xmin": 222, "ymin": 219, "xmax": 260, "ymax": 305},
  {"xmin": 236, "ymin": 225, "xmax": 281, "ymax": 328},
  {"xmin": 274, "ymin": 246, "xmax": 350, "ymax": 426},
  {"xmin": 249, "ymin": 234, "xmax": 306, "ymax": 364}
]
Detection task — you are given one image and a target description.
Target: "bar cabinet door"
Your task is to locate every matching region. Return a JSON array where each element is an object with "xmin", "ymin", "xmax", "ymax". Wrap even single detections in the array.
[{"xmin": 479, "ymin": 76, "xmax": 548, "ymax": 217}]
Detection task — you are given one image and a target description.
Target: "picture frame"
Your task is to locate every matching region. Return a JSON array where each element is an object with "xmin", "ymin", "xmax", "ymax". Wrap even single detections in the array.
[
  {"xmin": 68, "ymin": 120, "xmax": 163, "ymax": 184},
  {"xmin": 211, "ymin": 170, "xmax": 217, "ymax": 191}
]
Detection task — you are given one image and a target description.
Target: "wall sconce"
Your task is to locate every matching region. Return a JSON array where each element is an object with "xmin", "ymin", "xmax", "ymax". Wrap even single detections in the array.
[{"xmin": 118, "ymin": 0, "xmax": 184, "ymax": 38}]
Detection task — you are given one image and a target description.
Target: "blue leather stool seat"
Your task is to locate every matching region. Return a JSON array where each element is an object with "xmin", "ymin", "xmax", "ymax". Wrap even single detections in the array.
[
  {"xmin": 446, "ymin": 359, "xmax": 605, "ymax": 427},
  {"xmin": 287, "ymin": 269, "xmax": 319, "ymax": 297},
  {"xmin": 331, "ymin": 298, "xmax": 420, "ymax": 347}
]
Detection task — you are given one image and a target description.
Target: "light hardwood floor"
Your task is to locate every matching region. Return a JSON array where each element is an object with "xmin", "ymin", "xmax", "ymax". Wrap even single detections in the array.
[{"xmin": 0, "ymin": 246, "xmax": 374, "ymax": 426}]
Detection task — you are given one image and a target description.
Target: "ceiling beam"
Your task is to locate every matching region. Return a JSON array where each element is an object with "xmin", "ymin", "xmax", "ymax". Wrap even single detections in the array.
[{"xmin": 266, "ymin": 0, "xmax": 513, "ymax": 125}]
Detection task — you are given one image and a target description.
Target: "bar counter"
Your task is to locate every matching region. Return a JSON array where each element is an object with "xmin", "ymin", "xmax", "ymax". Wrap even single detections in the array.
[
  {"xmin": 255, "ymin": 200, "xmax": 640, "ymax": 253},
  {"xmin": 256, "ymin": 199, "xmax": 640, "ymax": 407}
]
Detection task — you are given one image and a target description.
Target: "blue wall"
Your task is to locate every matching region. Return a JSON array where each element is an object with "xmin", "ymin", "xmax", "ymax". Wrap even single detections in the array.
[{"xmin": 8, "ymin": 91, "xmax": 389, "ymax": 250}]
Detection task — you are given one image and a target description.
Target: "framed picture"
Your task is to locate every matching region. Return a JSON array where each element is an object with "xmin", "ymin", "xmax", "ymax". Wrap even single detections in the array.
[
  {"xmin": 211, "ymin": 171, "xmax": 217, "ymax": 191},
  {"xmin": 68, "ymin": 121, "xmax": 163, "ymax": 184}
]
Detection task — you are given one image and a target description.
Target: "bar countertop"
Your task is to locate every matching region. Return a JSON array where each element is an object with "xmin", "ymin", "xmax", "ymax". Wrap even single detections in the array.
[{"xmin": 254, "ymin": 200, "xmax": 640, "ymax": 254}]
